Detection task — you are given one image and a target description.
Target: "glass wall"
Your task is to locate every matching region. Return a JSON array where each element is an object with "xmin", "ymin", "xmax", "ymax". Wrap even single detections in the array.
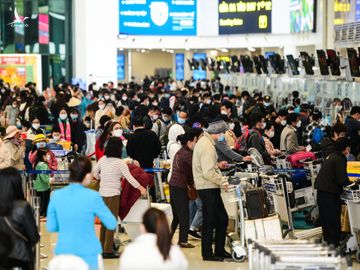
[{"xmin": 0, "ymin": 0, "xmax": 72, "ymax": 88}]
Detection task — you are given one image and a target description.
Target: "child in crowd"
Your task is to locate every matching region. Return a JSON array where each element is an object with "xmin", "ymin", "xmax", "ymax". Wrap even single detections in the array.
[
  {"xmin": 29, "ymin": 134, "xmax": 58, "ymax": 170},
  {"xmin": 34, "ymin": 149, "xmax": 52, "ymax": 217}
]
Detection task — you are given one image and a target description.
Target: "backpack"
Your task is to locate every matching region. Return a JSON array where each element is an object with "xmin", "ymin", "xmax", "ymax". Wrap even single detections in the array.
[
  {"xmin": 234, "ymin": 128, "xmax": 250, "ymax": 154},
  {"xmin": 312, "ymin": 127, "xmax": 325, "ymax": 145},
  {"xmin": 162, "ymin": 121, "xmax": 175, "ymax": 147}
]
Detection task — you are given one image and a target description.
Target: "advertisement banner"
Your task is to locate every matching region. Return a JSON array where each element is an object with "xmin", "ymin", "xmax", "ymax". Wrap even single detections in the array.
[
  {"xmin": 119, "ymin": 0, "xmax": 197, "ymax": 35},
  {"xmin": 193, "ymin": 53, "xmax": 206, "ymax": 80},
  {"xmin": 117, "ymin": 53, "xmax": 125, "ymax": 81},
  {"xmin": 218, "ymin": 0, "xmax": 272, "ymax": 34},
  {"xmin": 0, "ymin": 54, "xmax": 42, "ymax": 91},
  {"xmin": 175, "ymin": 53, "xmax": 184, "ymax": 81}
]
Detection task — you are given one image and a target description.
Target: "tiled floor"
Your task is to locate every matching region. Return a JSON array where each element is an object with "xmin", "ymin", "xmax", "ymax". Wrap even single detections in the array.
[{"xmin": 39, "ymin": 222, "xmax": 360, "ymax": 270}]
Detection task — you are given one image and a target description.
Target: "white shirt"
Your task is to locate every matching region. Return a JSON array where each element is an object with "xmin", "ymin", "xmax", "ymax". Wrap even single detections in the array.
[
  {"xmin": 119, "ymin": 234, "xmax": 188, "ymax": 270},
  {"xmin": 92, "ymin": 156, "xmax": 140, "ymax": 197}
]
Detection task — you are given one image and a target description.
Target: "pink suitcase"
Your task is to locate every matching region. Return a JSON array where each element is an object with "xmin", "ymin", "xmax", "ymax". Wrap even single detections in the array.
[{"xmin": 287, "ymin": 152, "xmax": 316, "ymax": 168}]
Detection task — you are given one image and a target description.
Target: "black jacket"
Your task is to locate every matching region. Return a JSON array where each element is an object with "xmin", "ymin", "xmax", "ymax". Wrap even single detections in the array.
[
  {"xmin": 314, "ymin": 151, "xmax": 350, "ymax": 195},
  {"xmin": 70, "ymin": 120, "xmax": 86, "ymax": 153},
  {"xmin": 248, "ymin": 128, "xmax": 271, "ymax": 164},
  {"xmin": 345, "ymin": 116, "xmax": 360, "ymax": 156},
  {"xmin": 126, "ymin": 128, "xmax": 161, "ymax": 169},
  {"xmin": 320, "ymin": 137, "xmax": 336, "ymax": 159},
  {"xmin": 0, "ymin": 201, "xmax": 39, "ymax": 263}
]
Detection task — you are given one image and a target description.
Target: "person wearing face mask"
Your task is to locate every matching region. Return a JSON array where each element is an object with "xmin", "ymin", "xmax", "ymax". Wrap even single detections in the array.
[
  {"xmin": 345, "ymin": 106, "xmax": 360, "ymax": 159},
  {"xmin": 320, "ymin": 123, "xmax": 347, "ymax": 159},
  {"xmin": 192, "ymin": 120, "xmax": 230, "ymax": 261},
  {"xmin": 0, "ymin": 126, "xmax": 25, "ymax": 170},
  {"xmin": 315, "ymin": 138, "xmax": 351, "ymax": 247},
  {"xmin": 47, "ymin": 157, "xmax": 117, "ymax": 270},
  {"xmin": 56, "ymin": 108, "xmax": 72, "ymax": 142},
  {"xmin": 26, "ymin": 117, "xmax": 46, "ymax": 141},
  {"xmin": 263, "ymin": 95, "xmax": 276, "ymax": 119},
  {"xmin": 95, "ymin": 99, "xmax": 115, "ymax": 129},
  {"xmin": 304, "ymin": 110, "xmax": 327, "ymax": 151},
  {"xmin": 280, "ymin": 113, "xmax": 306, "ymax": 154},
  {"xmin": 4, "ymin": 99, "xmax": 20, "ymax": 126},
  {"xmin": 247, "ymin": 113, "xmax": 272, "ymax": 165},
  {"xmin": 28, "ymin": 134, "xmax": 58, "ymax": 170},
  {"xmin": 133, "ymin": 94, "xmax": 150, "ymax": 119},
  {"xmin": 81, "ymin": 92, "xmax": 94, "ymax": 117},
  {"xmin": 224, "ymin": 121, "xmax": 237, "ymax": 149},
  {"xmin": 263, "ymin": 121, "xmax": 282, "ymax": 159},
  {"xmin": 271, "ymin": 110, "xmax": 288, "ymax": 149},
  {"xmin": 69, "ymin": 109, "xmax": 86, "ymax": 153}
]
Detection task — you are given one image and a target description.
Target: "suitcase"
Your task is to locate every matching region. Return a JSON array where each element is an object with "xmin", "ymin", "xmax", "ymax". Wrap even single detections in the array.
[
  {"xmin": 246, "ymin": 188, "xmax": 270, "ymax": 220},
  {"xmin": 287, "ymin": 151, "xmax": 316, "ymax": 168}
]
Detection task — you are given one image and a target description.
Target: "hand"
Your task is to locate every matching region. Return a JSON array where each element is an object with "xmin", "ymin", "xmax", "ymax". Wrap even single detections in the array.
[
  {"xmin": 74, "ymin": 144, "xmax": 79, "ymax": 151},
  {"xmin": 138, "ymin": 186, "xmax": 147, "ymax": 196},
  {"xmin": 133, "ymin": 160, "xmax": 140, "ymax": 167},
  {"xmin": 243, "ymin": 156, "xmax": 253, "ymax": 162},
  {"xmin": 20, "ymin": 140, "xmax": 26, "ymax": 148},
  {"xmin": 217, "ymin": 161, "xmax": 228, "ymax": 169},
  {"xmin": 300, "ymin": 146, "xmax": 306, "ymax": 151}
]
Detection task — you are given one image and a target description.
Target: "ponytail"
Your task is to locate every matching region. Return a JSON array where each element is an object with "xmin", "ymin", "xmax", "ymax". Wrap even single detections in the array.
[
  {"xmin": 176, "ymin": 128, "xmax": 199, "ymax": 146},
  {"xmin": 143, "ymin": 208, "xmax": 171, "ymax": 261}
]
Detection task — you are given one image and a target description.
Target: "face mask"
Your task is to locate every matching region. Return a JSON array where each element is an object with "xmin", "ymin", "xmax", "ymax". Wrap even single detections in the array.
[
  {"xmin": 104, "ymin": 95, "xmax": 110, "ymax": 100},
  {"xmin": 86, "ymin": 95, "xmax": 92, "ymax": 100},
  {"xmin": 296, "ymin": 120, "xmax": 302, "ymax": 128},
  {"xmin": 164, "ymin": 93, "xmax": 170, "ymax": 98},
  {"xmin": 113, "ymin": 129, "xmax": 123, "ymax": 137},
  {"xmin": 269, "ymin": 131, "xmax": 275, "ymax": 138},
  {"xmin": 98, "ymin": 104, "xmax": 105, "ymax": 110},
  {"xmin": 59, "ymin": 114, "xmax": 68, "ymax": 120},
  {"xmin": 70, "ymin": 114, "xmax": 79, "ymax": 121},
  {"xmin": 162, "ymin": 115, "xmax": 170, "ymax": 122},
  {"xmin": 261, "ymin": 122, "xmax": 266, "ymax": 130},
  {"xmin": 110, "ymin": 94, "xmax": 116, "ymax": 101},
  {"xmin": 85, "ymin": 122, "xmax": 90, "ymax": 128},
  {"xmin": 122, "ymin": 96, "xmax": 128, "ymax": 101},
  {"xmin": 281, "ymin": 120, "xmax": 287, "ymax": 126},
  {"xmin": 205, "ymin": 99, "xmax": 211, "ymax": 105},
  {"xmin": 32, "ymin": 123, "xmax": 40, "ymax": 130},
  {"xmin": 36, "ymin": 142, "xmax": 47, "ymax": 149},
  {"xmin": 218, "ymin": 133, "xmax": 225, "ymax": 142},
  {"xmin": 152, "ymin": 102, "xmax": 159, "ymax": 106},
  {"xmin": 335, "ymin": 105, "xmax": 342, "ymax": 112},
  {"xmin": 264, "ymin": 102, "xmax": 270, "ymax": 107},
  {"xmin": 229, "ymin": 123, "xmax": 235, "ymax": 130},
  {"xmin": 53, "ymin": 135, "xmax": 60, "ymax": 142},
  {"xmin": 177, "ymin": 118, "xmax": 186, "ymax": 125},
  {"xmin": 152, "ymin": 114, "xmax": 159, "ymax": 121},
  {"xmin": 221, "ymin": 110, "xmax": 228, "ymax": 115},
  {"xmin": 1, "ymin": 89, "xmax": 5, "ymax": 93},
  {"xmin": 98, "ymin": 95, "xmax": 103, "ymax": 99},
  {"xmin": 12, "ymin": 104, "xmax": 17, "ymax": 108}
]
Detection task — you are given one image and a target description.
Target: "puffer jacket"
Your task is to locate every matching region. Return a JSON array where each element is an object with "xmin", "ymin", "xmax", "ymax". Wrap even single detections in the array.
[
  {"xmin": 0, "ymin": 140, "xmax": 25, "ymax": 170},
  {"xmin": 320, "ymin": 137, "xmax": 336, "ymax": 159},
  {"xmin": 0, "ymin": 201, "xmax": 39, "ymax": 262}
]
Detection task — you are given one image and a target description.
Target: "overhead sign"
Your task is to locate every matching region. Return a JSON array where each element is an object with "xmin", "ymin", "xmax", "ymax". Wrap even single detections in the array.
[
  {"xmin": 119, "ymin": 0, "xmax": 197, "ymax": 36},
  {"xmin": 218, "ymin": 0, "xmax": 272, "ymax": 34}
]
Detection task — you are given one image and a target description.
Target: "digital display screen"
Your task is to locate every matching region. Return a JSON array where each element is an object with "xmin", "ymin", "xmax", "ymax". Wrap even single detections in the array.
[
  {"xmin": 72, "ymin": 78, "xmax": 86, "ymax": 90},
  {"xmin": 117, "ymin": 53, "xmax": 125, "ymax": 81},
  {"xmin": 218, "ymin": 0, "xmax": 272, "ymax": 34},
  {"xmin": 175, "ymin": 53, "xmax": 184, "ymax": 81},
  {"xmin": 193, "ymin": 53, "xmax": 206, "ymax": 80},
  {"xmin": 290, "ymin": 0, "xmax": 316, "ymax": 33},
  {"xmin": 326, "ymin": 49, "xmax": 341, "ymax": 76},
  {"xmin": 39, "ymin": 14, "xmax": 49, "ymax": 44},
  {"xmin": 347, "ymin": 48, "xmax": 360, "ymax": 77},
  {"xmin": 316, "ymin": 50, "xmax": 329, "ymax": 76},
  {"xmin": 119, "ymin": 0, "xmax": 197, "ymax": 36}
]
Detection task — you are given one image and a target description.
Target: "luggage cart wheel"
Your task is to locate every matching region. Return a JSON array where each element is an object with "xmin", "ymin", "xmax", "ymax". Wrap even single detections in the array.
[
  {"xmin": 355, "ymin": 250, "xmax": 360, "ymax": 263},
  {"xmin": 231, "ymin": 246, "xmax": 246, "ymax": 262}
]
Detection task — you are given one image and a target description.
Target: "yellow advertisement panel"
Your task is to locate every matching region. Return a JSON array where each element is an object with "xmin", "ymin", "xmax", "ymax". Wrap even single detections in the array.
[{"xmin": 348, "ymin": 161, "xmax": 360, "ymax": 182}]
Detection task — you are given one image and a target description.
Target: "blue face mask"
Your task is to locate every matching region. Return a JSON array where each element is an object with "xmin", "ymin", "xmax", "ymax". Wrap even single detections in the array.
[
  {"xmin": 70, "ymin": 114, "xmax": 79, "ymax": 121},
  {"xmin": 164, "ymin": 93, "xmax": 170, "ymax": 98},
  {"xmin": 218, "ymin": 134, "xmax": 225, "ymax": 142},
  {"xmin": 36, "ymin": 142, "xmax": 47, "ymax": 149},
  {"xmin": 177, "ymin": 118, "xmax": 186, "ymax": 125}
]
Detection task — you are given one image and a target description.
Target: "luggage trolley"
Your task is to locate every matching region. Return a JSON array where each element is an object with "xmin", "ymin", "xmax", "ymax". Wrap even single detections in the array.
[
  {"xmin": 248, "ymin": 239, "xmax": 353, "ymax": 270},
  {"xmin": 341, "ymin": 183, "xmax": 360, "ymax": 262}
]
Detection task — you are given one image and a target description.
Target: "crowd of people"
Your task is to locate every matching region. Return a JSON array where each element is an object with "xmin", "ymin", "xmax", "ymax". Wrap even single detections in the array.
[{"xmin": 0, "ymin": 76, "xmax": 359, "ymax": 270}]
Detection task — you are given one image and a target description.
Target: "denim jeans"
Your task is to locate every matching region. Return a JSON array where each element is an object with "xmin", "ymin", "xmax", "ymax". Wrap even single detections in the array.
[{"xmin": 189, "ymin": 197, "xmax": 202, "ymax": 231}]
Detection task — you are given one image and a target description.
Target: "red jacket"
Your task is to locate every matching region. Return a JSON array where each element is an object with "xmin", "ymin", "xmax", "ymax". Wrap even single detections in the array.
[
  {"xmin": 119, "ymin": 164, "xmax": 154, "ymax": 220},
  {"xmin": 95, "ymin": 138, "xmax": 105, "ymax": 161}
]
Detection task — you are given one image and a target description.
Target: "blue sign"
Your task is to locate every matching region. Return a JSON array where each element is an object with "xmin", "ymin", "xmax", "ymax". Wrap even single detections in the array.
[
  {"xmin": 356, "ymin": 0, "xmax": 360, "ymax": 22},
  {"xmin": 175, "ymin": 53, "xmax": 184, "ymax": 81},
  {"xmin": 119, "ymin": 0, "xmax": 197, "ymax": 36},
  {"xmin": 117, "ymin": 53, "xmax": 125, "ymax": 81},
  {"xmin": 193, "ymin": 53, "xmax": 206, "ymax": 80},
  {"xmin": 71, "ymin": 78, "xmax": 86, "ymax": 90}
]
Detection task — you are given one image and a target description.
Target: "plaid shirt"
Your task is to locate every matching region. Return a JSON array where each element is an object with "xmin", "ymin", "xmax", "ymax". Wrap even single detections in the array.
[{"xmin": 304, "ymin": 122, "xmax": 326, "ymax": 146}]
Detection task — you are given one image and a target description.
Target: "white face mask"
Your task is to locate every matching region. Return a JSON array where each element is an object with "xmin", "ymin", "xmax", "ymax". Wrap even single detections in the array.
[
  {"xmin": 205, "ymin": 99, "xmax": 211, "ymax": 105},
  {"xmin": 98, "ymin": 104, "xmax": 105, "ymax": 110},
  {"xmin": 281, "ymin": 120, "xmax": 287, "ymax": 126},
  {"xmin": 229, "ymin": 123, "xmax": 235, "ymax": 130},
  {"xmin": 59, "ymin": 114, "xmax": 67, "ymax": 120},
  {"xmin": 296, "ymin": 120, "xmax": 302, "ymax": 128},
  {"xmin": 32, "ymin": 123, "xmax": 40, "ymax": 130},
  {"xmin": 221, "ymin": 110, "xmax": 228, "ymax": 115},
  {"xmin": 104, "ymin": 95, "xmax": 110, "ymax": 100},
  {"xmin": 261, "ymin": 122, "xmax": 266, "ymax": 130},
  {"xmin": 152, "ymin": 114, "xmax": 159, "ymax": 121},
  {"xmin": 122, "ymin": 96, "xmax": 128, "ymax": 101},
  {"xmin": 269, "ymin": 131, "xmax": 275, "ymax": 138},
  {"xmin": 113, "ymin": 129, "xmax": 123, "ymax": 137},
  {"xmin": 53, "ymin": 135, "xmax": 60, "ymax": 142}
]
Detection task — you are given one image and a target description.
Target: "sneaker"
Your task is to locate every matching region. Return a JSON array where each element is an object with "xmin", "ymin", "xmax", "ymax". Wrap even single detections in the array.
[
  {"xmin": 188, "ymin": 230, "xmax": 201, "ymax": 240},
  {"xmin": 178, "ymin": 242, "xmax": 195, "ymax": 248}
]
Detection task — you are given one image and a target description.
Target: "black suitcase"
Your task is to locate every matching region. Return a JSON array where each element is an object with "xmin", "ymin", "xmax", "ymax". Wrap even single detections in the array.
[{"xmin": 245, "ymin": 188, "xmax": 270, "ymax": 220}]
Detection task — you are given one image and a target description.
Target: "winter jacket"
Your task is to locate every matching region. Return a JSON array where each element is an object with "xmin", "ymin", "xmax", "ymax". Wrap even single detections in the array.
[
  {"xmin": 320, "ymin": 137, "xmax": 337, "ymax": 159},
  {"xmin": 28, "ymin": 149, "xmax": 58, "ymax": 170},
  {"xmin": 280, "ymin": 125, "xmax": 302, "ymax": 154},
  {"xmin": 169, "ymin": 145, "xmax": 194, "ymax": 189},
  {"xmin": 0, "ymin": 140, "xmax": 25, "ymax": 170},
  {"xmin": 345, "ymin": 116, "xmax": 360, "ymax": 157},
  {"xmin": 119, "ymin": 164, "xmax": 154, "ymax": 220},
  {"xmin": 248, "ymin": 128, "xmax": 271, "ymax": 164}
]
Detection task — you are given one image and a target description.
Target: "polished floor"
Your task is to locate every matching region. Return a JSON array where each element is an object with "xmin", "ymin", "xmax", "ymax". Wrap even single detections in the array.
[{"xmin": 39, "ymin": 222, "xmax": 360, "ymax": 270}]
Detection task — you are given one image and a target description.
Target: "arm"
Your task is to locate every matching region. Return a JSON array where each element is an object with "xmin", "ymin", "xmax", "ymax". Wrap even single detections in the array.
[
  {"xmin": 28, "ymin": 150, "xmax": 37, "ymax": 164},
  {"xmin": 94, "ymin": 194, "xmax": 117, "ymax": 230},
  {"xmin": 249, "ymin": 133, "xmax": 271, "ymax": 160},
  {"xmin": 178, "ymin": 152, "xmax": 194, "ymax": 186},
  {"xmin": 126, "ymin": 137, "xmax": 133, "ymax": 158},
  {"xmin": 216, "ymin": 141, "xmax": 244, "ymax": 162},
  {"xmin": 200, "ymin": 146, "xmax": 225, "ymax": 186},
  {"xmin": 304, "ymin": 126, "xmax": 312, "ymax": 146},
  {"xmin": 11, "ymin": 144, "xmax": 25, "ymax": 163},
  {"xmin": 335, "ymin": 157, "xmax": 351, "ymax": 187},
  {"xmin": 286, "ymin": 132, "xmax": 301, "ymax": 154},
  {"xmin": 119, "ymin": 160, "xmax": 140, "ymax": 189},
  {"xmin": 48, "ymin": 151, "xmax": 58, "ymax": 170},
  {"xmin": 46, "ymin": 194, "xmax": 59, "ymax": 232},
  {"xmin": 92, "ymin": 158, "xmax": 101, "ymax": 180},
  {"xmin": 22, "ymin": 203, "xmax": 40, "ymax": 246}
]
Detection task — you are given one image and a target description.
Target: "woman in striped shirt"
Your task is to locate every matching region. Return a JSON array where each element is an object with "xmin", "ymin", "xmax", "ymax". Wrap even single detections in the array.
[{"xmin": 93, "ymin": 137, "xmax": 146, "ymax": 259}]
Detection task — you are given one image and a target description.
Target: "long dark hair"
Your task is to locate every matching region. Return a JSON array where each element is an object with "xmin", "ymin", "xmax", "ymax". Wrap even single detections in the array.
[
  {"xmin": 35, "ymin": 149, "xmax": 47, "ymax": 167},
  {"xmin": 0, "ymin": 167, "xmax": 25, "ymax": 216},
  {"xmin": 69, "ymin": 157, "xmax": 92, "ymax": 183},
  {"xmin": 98, "ymin": 121, "xmax": 113, "ymax": 151},
  {"xmin": 143, "ymin": 208, "xmax": 171, "ymax": 261}
]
